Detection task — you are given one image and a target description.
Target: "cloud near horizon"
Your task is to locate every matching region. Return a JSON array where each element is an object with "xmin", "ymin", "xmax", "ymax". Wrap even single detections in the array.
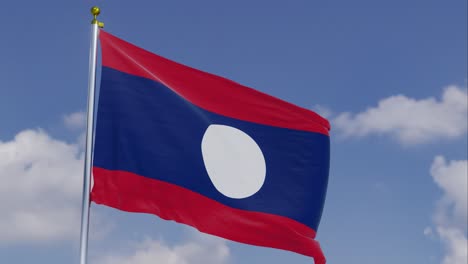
[
  {"xmin": 94, "ymin": 234, "xmax": 230, "ymax": 264},
  {"xmin": 430, "ymin": 156, "xmax": 467, "ymax": 264},
  {"xmin": 333, "ymin": 85, "xmax": 467, "ymax": 144},
  {"xmin": 0, "ymin": 129, "xmax": 84, "ymax": 243}
]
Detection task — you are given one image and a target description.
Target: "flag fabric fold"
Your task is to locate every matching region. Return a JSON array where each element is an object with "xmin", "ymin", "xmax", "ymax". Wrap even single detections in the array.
[{"xmin": 91, "ymin": 30, "xmax": 330, "ymax": 264}]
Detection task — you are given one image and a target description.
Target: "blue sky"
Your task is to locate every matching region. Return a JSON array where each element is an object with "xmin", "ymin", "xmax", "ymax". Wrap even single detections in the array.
[{"xmin": 0, "ymin": 1, "xmax": 466, "ymax": 264}]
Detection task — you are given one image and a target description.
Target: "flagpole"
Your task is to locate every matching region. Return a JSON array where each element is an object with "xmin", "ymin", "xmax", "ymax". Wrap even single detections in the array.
[{"xmin": 79, "ymin": 6, "xmax": 103, "ymax": 264}]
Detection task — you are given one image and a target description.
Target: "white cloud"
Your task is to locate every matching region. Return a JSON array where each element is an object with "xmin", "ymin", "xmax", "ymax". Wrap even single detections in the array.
[
  {"xmin": 64, "ymin": 111, "xmax": 86, "ymax": 130},
  {"xmin": 430, "ymin": 156, "xmax": 467, "ymax": 264},
  {"xmin": 431, "ymin": 156, "xmax": 468, "ymax": 226},
  {"xmin": 0, "ymin": 129, "xmax": 84, "ymax": 243},
  {"xmin": 333, "ymin": 85, "xmax": 467, "ymax": 144},
  {"xmin": 437, "ymin": 227, "xmax": 467, "ymax": 264},
  {"xmin": 95, "ymin": 234, "xmax": 230, "ymax": 264}
]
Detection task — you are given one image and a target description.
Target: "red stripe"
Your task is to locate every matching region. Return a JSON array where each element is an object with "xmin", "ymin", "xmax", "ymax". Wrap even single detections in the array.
[
  {"xmin": 91, "ymin": 167, "xmax": 326, "ymax": 263},
  {"xmin": 99, "ymin": 30, "xmax": 330, "ymax": 135}
]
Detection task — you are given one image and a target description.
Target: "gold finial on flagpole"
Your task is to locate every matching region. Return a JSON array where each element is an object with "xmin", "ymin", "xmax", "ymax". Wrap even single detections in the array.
[{"xmin": 90, "ymin": 6, "xmax": 104, "ymax": 28}]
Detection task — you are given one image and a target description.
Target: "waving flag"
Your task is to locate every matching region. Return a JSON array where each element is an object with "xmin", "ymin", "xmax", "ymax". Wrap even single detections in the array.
[{"xmin": 91, "ymin": 30, "xmax": 330, "ymax": 264}]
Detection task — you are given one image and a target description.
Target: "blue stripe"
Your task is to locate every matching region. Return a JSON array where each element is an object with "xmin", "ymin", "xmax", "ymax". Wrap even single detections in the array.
[{"xmin": 94, "ymin": 67, "xmax": 330, "ymax": 231}]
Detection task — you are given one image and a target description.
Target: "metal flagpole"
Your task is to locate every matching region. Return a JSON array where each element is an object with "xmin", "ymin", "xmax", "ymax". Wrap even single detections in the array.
[{"xmin": 79, "ymin": 6, "xmax": 103, "ymax": 264}]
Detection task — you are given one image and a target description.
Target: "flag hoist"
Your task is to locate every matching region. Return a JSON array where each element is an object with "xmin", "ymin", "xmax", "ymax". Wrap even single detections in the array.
[{"xmin": 79, "ymin": 6, "xmax": 103, "ymax": 264}]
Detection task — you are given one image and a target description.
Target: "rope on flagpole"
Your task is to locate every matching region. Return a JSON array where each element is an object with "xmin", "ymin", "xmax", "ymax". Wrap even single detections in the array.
[{"xmin": 79, "ymin": 6, "xmax": 103, "ymax": 264}]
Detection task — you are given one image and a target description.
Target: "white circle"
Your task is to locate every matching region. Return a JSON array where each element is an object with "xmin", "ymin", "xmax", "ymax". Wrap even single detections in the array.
[{"xmin": 201, "ymin": 124, "xmax": 266, "ymax": 199}]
